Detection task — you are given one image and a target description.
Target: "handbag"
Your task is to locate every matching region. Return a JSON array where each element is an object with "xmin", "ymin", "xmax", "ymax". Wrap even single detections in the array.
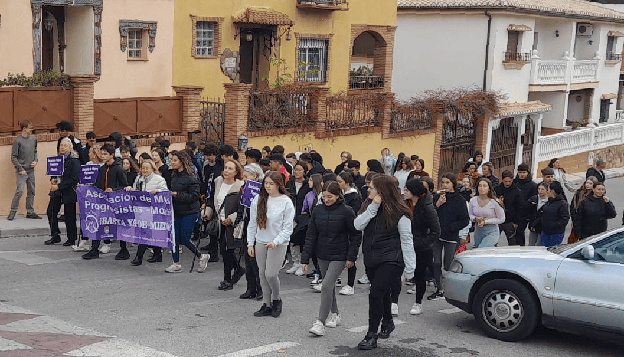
[
  {"xmin": 567, "ymin": 226, "xmax": 579, "ymax": 244},
  {"xmin": 204, "ymin": 205, "xmax": 223, "ymax": 237}
]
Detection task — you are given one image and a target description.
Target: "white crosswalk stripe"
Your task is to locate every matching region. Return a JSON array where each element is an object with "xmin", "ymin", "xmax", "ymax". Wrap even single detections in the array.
[
  {"xmin": 347, "ymin": 319, "xmax": 407, "ymax": 333},
  {"xmin": 216, "ymin": 342, "xmax": 301, "ymax": 357}
]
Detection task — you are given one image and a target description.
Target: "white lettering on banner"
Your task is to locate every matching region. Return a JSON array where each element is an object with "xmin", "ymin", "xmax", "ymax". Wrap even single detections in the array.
[
  {"xmin": 127, "ymin": 219, "xmax": 149, "ymax": 229},
  {"xmin": 153, "ymin": 195, "xmax": 171, "ymax": 204},
  {"xmin": 150, "ymin": 222, "xmax": 171, "ymax": 231},
  {"xmin": 150, "ymin": 206, "xmax": 171, "ymax": 215},
  {"xmin": 99, "ymin": 217, "xmax": 126, "ymax": 226}
]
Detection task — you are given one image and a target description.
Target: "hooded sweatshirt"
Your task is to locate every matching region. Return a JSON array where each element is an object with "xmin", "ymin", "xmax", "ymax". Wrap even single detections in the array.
[
  {"xmin": 95, "ymin": 157, "xmax": 128, "ymax": 191},
  {"xmin": 514, "ymin": 174, "xmax": 538, "ymax": 221}
]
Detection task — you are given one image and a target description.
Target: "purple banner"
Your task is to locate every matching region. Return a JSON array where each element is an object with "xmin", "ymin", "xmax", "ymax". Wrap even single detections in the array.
[
  {"xmin": 241, "ymin": 180, "xmax": 262, "ymax": 208},
  {"xmin": 80, "ymin": 165, "xmax": 100, "ymax": 185},
  {"xmin": 47, "ymin": 156, "xmax": 64, "ymax": 176},
  {"xmin": 77, "ymin": 186, "xmax": 174, "ymax": 249}
]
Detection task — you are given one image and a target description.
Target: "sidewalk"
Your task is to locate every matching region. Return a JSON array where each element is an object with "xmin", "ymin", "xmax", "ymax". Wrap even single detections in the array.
[{"xmin": 534, "ymin": 166, "xmax": 624, "ymax": 186}]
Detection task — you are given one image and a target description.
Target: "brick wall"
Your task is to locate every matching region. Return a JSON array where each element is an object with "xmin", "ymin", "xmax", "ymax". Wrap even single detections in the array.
[
  {"xmin": 350, "ymin": 25, "xmax": 396, "ymax": 91},
  {"xmin": 173, "ymin": 85, "xmax": 204, "ymax": 135}
]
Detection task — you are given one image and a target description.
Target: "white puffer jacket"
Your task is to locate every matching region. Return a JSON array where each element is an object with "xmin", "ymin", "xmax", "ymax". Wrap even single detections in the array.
[{"xmin": 133, "ymin": 173, "xmax": 169, "ymax": 193}]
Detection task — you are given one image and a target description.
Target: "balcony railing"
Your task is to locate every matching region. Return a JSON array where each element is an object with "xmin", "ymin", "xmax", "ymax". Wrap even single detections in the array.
[
  {"xmin": 606, "ymin": 52, "xmax": 622, "ymax": 61},
  {"xmin": 503, "ymin": 52, "xmax": 531, "ymax": 62},
  {"xmin": 297, "ymin": 0, "xmax": 348, "ymax": 10},
  {"xmin": 530, "ymin": 51, "xmax": 599, "ymax": 85},
  {"xmin": 616, "ymin": 109, "xmax": 624, "ymax": 122},
  {"xmin": 349, "ymin": 76, "xmax": 384, "ymax": 90},
  {"xmin": 536, "ymin": 123, "xmax": 624, "ymax": 162},
  {"xmin": 531, "ymin": 59, "xmax": 568, "ymax": 84},
  {"xmin": 572, "ymin": 60, "xmax": 599, "ymax": 83}
]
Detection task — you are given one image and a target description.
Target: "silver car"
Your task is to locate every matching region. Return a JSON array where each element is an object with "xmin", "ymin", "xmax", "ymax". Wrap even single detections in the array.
[{"xmin": 443, "ymin": 228, "xmax": 624, "ymax": 342}]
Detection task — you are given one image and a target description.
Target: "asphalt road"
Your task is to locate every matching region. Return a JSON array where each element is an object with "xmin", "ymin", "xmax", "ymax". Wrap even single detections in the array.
[{"xmin": 0, "ymin": 177, "xmax": 623, "ymax": 357}]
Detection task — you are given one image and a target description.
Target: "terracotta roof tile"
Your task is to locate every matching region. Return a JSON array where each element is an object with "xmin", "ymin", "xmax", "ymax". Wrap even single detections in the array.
[
  {"xmin": 398, "ymin": 0, "xmax": 624, "ymax": 23},
  {"xmin": 233, "ymin": 8, "xmax": 294, "ymax": 26},
  {"xmin": 497, "ymin": 101, "xmax": 552, "ymax": 118}
]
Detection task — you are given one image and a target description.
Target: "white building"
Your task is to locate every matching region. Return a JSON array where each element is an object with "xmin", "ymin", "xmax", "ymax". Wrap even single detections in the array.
[{"xmin": 394, "ymin": 0, "xmax": 624, "ymax": 174}]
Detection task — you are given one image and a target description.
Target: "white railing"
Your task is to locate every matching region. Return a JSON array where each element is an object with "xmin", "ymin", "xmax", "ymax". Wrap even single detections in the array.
[
  {"xmin": 572, "ymin": 60, "xmax": 599, "ymax": 83},
  {"xmin": 531, "ymin": 60, "xmax": 567, "ymax": 85},
  {"xmin": 537, "ymin": 123, "xmax": 624, "ymax": 162},
  {"xmin": 616, "ymin": 109, "xmax": 624, "ymax": 122}
]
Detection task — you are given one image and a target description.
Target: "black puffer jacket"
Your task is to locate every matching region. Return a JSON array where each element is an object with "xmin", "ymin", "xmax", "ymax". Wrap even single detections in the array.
[
  {"xmin": 95, "ymin": 158, "xmax": 128, "ymax": 192},
  {"xmin": 575, "ymin": 195, "xmax": 617, "ymax": 239},
  {"xmin": 514, "ymin": 174, "xmax": 538, "ymax": 221},
  {"xmin": 57, "ymin": 153, "xmax": 81, "ymax": 203},
  {"xmin": 302, "ymin": 198, "xmax": 361, "ymax": 263},
  {"xmin": 353, "ymin": 173, "xmax": 366, "ymax": 196},
  {"xmin": 286, "ymin": 178, "xmax": 311, "ymax": 216},
  {"xmin": 433, "ymin": 191, "xmax": 469, "ymax": 243},
  {"xmin": 494, "ymin": 183, "xmax": 522, "ymax": 225},
  {"xmin": 541, "ymin": 194, "xmax": 570, "ymax": 235},
  {"xmin": 527, "ymin": 195, "xmax": 548, "ymax": 233},
  {"xmin": 171, "ymin": 170, "xmax": 200, "ymax": 217},
  {"xmin": 482, "ymin": 174, "xmax": 499, "ymax": 187},
  {"xmin": 586, "ymin": 167, "xmax": 605, "ymax": 183},
  {"xmin": 343, "ymin": 190, "xmax": 362, "ymax": 213},
  {"xmin": 410, "ymin": 192, "xmax": 441, "ymax": 251}
]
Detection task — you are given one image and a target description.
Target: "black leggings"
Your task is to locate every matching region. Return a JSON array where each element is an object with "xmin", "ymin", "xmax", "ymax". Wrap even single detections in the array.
[
  {"xmin": 245, "ymin": 249, "xmax": 261, "ymax": 294},
  {"xmin": 366, "ymin": 264, "xmax": 403, "ymax": 334},
  {"xmin": 391, "ymin": 273, "xmax": 401, "ymax": 304},
  {"xmin": 347, "ymin": 265, "xmax": 357, "ymax": 287},
  {"xmin": 415, "ymin": 249, "xmax": 434, "ymax": 303}
]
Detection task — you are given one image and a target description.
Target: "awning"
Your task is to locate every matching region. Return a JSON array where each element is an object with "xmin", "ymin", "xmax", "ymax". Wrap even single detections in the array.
[
  {"xmin": 508, "ymin": 24, "xmax": 532, "ymax": 32},
  {"xmin": 608, "ymin": 30, "xmax": 624, "ymax": 37},
  {"xmin": 601, "ymin": 93, "xmax": 617, "ymax": 100},
  {"xmin": 233, "ymin": 8, "xmax": 294, "ymax": 26},
  {"xmin": 497, "ymin": 101, "xmax": 552, "ymax": 118}
]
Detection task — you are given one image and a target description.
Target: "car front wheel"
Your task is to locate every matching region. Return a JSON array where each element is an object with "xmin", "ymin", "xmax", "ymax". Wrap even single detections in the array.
[{"xmin": 472, "ymin": 279, "xmax": 539, "ymax": 342}]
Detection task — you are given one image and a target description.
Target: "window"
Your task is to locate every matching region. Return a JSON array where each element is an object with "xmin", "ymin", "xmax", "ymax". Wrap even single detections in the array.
[
  {"xmin": 606, "ymin": 36, "xmax": 617, "ymax": 60},
  {"xmin": 593, "ymin": 232, "xmax": 624, "ymax": 264},
  {"xmin": 507, "ymin": 30, "xmax": 520, "ymax": 54},
  {"xmin": 128, "ymin": 29, "xmax": 145, "ymax": 59},
  {"xmin": 532, "ymin": 32, "xmax": 539, "ymax": 52},
  {"xmin": 195, "ymin": 21, "xmax": 215, "ymax": 57},
  {"xmin": 298, "ymin": 38, "xmax": 329, "ymax": 82},
  {"xmin": 600, "ymin": 99, "xmax": 611, "ymax": 123}
]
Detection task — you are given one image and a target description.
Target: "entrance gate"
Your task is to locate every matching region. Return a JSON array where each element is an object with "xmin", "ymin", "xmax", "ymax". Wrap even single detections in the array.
[
  {"xmin": 200, "ymin": 99, "xmax": 225, "ymax": 146},
  {"xmin": 438, "ymin": 111, "xmax": 476, "ymax": 182},
  {"xmin": 489, "ymin": 117, "xmax": 518, "ymax": 179}
]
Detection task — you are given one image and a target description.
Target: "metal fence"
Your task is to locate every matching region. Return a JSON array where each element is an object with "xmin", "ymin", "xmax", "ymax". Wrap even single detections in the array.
[
  {"xmin": 349, "ymin": 76, "xmax": 384, "ymax": 90},
  {"xmin": 248, "ymin": 90, "xmax": 315, "ymax": 131},
  {"xmin": 200, "ymin": 98, "xmax": 225, "ymax": 145},
  {"xmin": 504, "ymin": 51, "xmax": 531, "ymax": 62},
  {"xmin": 325, "ymin": 93, "xmax": 384, "ymax": 130},
  {"xmin": 390, "ymin": 102, "xmax": 433, "ymax": 133}
]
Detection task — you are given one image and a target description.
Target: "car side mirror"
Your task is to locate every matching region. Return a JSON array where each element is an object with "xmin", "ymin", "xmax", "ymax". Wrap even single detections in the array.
[{"xmin": 581, "ymin": 245, "xmax": 595, "ymax": 260}]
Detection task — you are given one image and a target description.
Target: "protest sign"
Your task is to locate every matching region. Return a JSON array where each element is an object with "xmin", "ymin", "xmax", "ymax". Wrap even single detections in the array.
[
  {"xmin": 77, "ymin": 186, "xmax": 175, "ymax": 249},
  {"xmin": 47, "ymin": 156, "xmax": 64, "ymax": 176},
  {"xmin": 241, "ymin": 180, "xmax": 262, "ymax": 208},
  {"xmin": 79, "ymin": 165, "xmax": 100, "ymax": 185}
]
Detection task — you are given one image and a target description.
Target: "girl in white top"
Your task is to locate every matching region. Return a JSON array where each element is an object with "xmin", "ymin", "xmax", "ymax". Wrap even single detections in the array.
[
  {"xmin": 247, "ymin": 171, "xmax": 295, "ymax": 318},
  {"xmin": 469, "ymin": 178, "xmax": 505, "ymax": 248},
  {"xmin": 393, "ymin": 157, "xmax": 414, "ymax": 192},
  {"xmin": 548, "ymin": 158, "xmax": 575, "ymax": 192}
]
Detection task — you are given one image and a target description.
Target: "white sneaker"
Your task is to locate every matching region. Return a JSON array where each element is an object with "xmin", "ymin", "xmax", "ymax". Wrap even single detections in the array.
[
  {"xmin": 197, "ymin": 254, "xmax": 210, "ymax": 273},
  {"xmin": 286, "ymin": 263, "xmax": 300, "ymax": 274},
  {"xmin": 313, "ymin": 284, "xmax": 322, "ymax": 292},
  {"xmin": 335, "ymin": 278, "xmax": 342, "ymax": 287},
  {"xmin": 165, "ymin": 263, "xmax": 182, "ymax": 273},
  {"xmin": 406, "ymin": 288, "xmax": 416, "ymax": 294},
  {"xmin": 325, "ymin": 313, "xmax": 341, "ymax": 328},
  {"xmin": 99, "ymin": 243, "xmax": 111, "ymax": 254},
  {"xmin": 358, "ymin": 275, "xmax": 370, "ymax": 284},
  {"xmin": 294, "ymin": 266, "xmax": 305, "ymax": 276},
  {"xmin": 391, "ymin": 303, "xmax": 399, "ymax": 316},
  {"xmin": 339, "ymin": 285, "xmax": 354, "ymax": 295},
  {"xmin": 410, "ymin": 303, "xmax": 423, "ymax": 315},
  {"xmin": 308, "ymin": 320, "xmax": 325, "ymax": 336},
  {"xmin": 72, "ymin": 240, "xmax": 90, "ymax": 252},
  {"xmin": 311, "ymin": 274, "xmax": 322, "ymax": 285}
]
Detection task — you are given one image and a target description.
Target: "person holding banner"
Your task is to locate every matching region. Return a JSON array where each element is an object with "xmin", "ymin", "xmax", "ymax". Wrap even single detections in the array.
[
  {"xmin": 165, "ymin": 150, "xmax": 210, "ymax": 273},
  {"xmin": 82, "ymin": 145, "xmax": 129, "ymax": 260},
  {"xmin": 126, "ymin": 159, "xmax": 170, "ymax": 266},
  {"xmin": 213, "ymin": 160, "xmax": 245, "ymax": 289},
  {"xmin": 45, "ymin": 138, "xmax": 80, "ymax": 246},
  {"xmin": 247, "ymin": 171, "xmax": 295, "ymax": 318}
]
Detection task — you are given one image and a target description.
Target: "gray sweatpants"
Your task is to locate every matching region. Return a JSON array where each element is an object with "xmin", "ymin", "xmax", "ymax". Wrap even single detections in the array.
[
  {"xmin": 11, "ymin": 170, "xmax": 36, "ymax": 215},
  {"xmin": 318, "ymin": 259, "xmax": 346, "ymax": 323},
  {"xmin": 255, "ymin": 243, "xmax": 288, "ymax": 306}
]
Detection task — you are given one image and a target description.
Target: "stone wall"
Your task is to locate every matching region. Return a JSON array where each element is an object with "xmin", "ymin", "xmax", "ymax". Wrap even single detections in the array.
[{"xmin": 536, "ymin": 143, "xmax": 624, "ymax": 178}]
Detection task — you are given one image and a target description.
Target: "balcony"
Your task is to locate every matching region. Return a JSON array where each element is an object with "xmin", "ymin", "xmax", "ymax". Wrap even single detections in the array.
[
  {"xmin": 297, "ymin": 0, "xmax": 348, "ymax": 11},
  {"xmin": 349, "ymin": 76, "xmax": 384, "ymax": 90},
  {"xmin": 530, "ymin": 50, "xmax": 599, "ymax": 87},
  {"xmin": 503, "ymin": 52, "xmax": 531, "ymax": 69}
]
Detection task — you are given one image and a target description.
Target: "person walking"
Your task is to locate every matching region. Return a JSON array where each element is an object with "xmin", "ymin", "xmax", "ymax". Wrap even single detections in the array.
[
  {"xmin": 9, "ymin": 120, "xmax": 40, "ymax": 221},
  {"xmin": 378, "ymin": 148, "xmax": 397, "ymax": 176},
  {"xmin": 514, "ymin": 164, "xmax": 538, "ymax": 246},
  {"xmin": 527, "ymin": 182, "xmax": 549, "ymax": 246},
  {"xmin": 469, "ymin": 150, "xmax": 484, "ymax": 174},
  {"xmin": 569, "ymin": 177, "xmax": 598, "ymax": 244},
  {"xmin": 403, "ymin": 178, "xmax": 440, "ymax": 315},
  {"xmin": 393, "ymin": 157, "xmax": 414, "ymax": 192},
  {"xmin": 407, "ymin": 159, "xmax": 429, "ymax": 180},
  {"xmin": 540, "ymin": 182, "xmax": 570, "ymax": 247},
  {"xmin": 429, "ymin": 173, "xmax": 470, "ymax": 300},
  {"xmin": 494, "ymin": 170, "xmax": 522, "ymax": 246},
  {"xmin": 285, "ymin": 161, "xmax": 311, "ymax": 275},
  {"xmin": 354, "ymin": 175, "xmax": 416, "ymax": 350},
  {"xmin": 126, "ymin": 159, "xmax": 169, "ymax": 266},
  {"xmin": 44, "ymin": 138, "xmax": 80, "ymax": 246},
  {"xmin": 161, "ymin": 150, "xmax": 210, "ymax": 272},
  {"xmin": 247, "ymin": 171, "xmax": 295, "ymax": 318},
  {"xmin": 469, "ymin": 178, "xmax": 505, "ymax": 248},
  {"xmin": 300, "ymin": 173, "xmax": 323, "ymax": 278},
  {"xmin": 336, "ymin": 171, "xmax": 363, "ymax": 296},
  {"xmin": 481, "ymin": 162, "xmax": 499, "ymax": 187},
  {"xmin": 303, "ymin": 182, "xmax": 361, "ymax": 336},
  {"xmin": 237, "ymin": 164, "xmax": 264, "ymax": 300},
  {"xmin": 548, "ymin": 158, "xmax": 575, "ymax": 192},
  {"xmin": 334, "ymin": 151, "xmax": 352, "ymax": 175},
  {"xmin": 122, "ymin": 157, "xmax": 139, "ymax": 187},
  {"xmin": 574, "ymin": 182, "xmax": 617, "ymax": 239},
  {"xmin": 586, "ymin": 159, "xmax": 606, "ymax": 183},
  {"xmin": 213, "ymin": 160, "xmax": 245, "ymax": 290}
]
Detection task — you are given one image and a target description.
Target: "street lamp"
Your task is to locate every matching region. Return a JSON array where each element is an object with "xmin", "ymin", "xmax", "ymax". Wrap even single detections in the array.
[
  {"xmin": 44, "ymin": 12, "xmax": 55, "ymax": 32},
  {"xmin": 238, "ymin": 134, "xmax": 248, "ymax": 151}
]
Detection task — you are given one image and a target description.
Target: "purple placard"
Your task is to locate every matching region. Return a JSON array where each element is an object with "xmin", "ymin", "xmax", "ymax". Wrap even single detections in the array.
[
  {"xmin": 241, "ymin": 180, "xmax": 262, "ymax": 208},
  {"xmin": 77, "ymin": 186, "xmax": 175, "ymax": 249},
  {"xmin": 79, "ymin": 165, "xmax": 100, "ymax": 185},
  {"xmin": 46, "ymin": 156, "xmax": 64, "ymax": 176}
]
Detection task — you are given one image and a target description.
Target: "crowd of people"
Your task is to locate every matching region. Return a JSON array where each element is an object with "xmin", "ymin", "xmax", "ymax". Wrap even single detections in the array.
[{"xmin": 8, "ymin": 120, "xmax": 621, "ymax": 351}]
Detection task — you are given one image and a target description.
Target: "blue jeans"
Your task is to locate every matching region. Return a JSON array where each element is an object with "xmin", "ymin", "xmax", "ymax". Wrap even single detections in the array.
[
  {"xmin": 540, "ymin": 232, "xmax": 564, "ymax": 247},
  {"xmin": 173, "ymin": 213, "xmax": 201, "ymax": 263},
  {"xmin": 474, "ymin": 225, "xmax": 500, "ymax": 248}
]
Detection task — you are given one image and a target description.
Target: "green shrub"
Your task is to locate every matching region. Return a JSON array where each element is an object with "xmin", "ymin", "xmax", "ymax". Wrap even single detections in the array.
[{"xmin": 0, "ymin": 71, "xmax": 71, "ymax": 88}]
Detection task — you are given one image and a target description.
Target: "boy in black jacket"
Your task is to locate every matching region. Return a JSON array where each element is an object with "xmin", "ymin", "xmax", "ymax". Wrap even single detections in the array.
[
  {"xmin": 495, "ymin": 170, "xmax": 522, "ymax": 246},
  {"xmin": 514, "ymin": 164, "xmax": 538, "ymax": 246},
  {"xmin": 83, "ymin": 144, "xmax": 129, "ymax": 260}
]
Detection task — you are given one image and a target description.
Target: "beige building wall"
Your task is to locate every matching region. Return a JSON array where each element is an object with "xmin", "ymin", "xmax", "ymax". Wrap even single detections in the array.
[
  {"xmin": 0, "ymin": 1, "xmax": 35, "ymax": 78},
  {"xmin": 95, "ymin": 0, "xmax": 175, "ymax": 99}
]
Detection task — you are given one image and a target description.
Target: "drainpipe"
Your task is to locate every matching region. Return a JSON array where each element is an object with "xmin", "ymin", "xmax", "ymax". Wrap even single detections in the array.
[{"xmin": 483, "ymin": 11, "xmax": 492, "ymax": 91}]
